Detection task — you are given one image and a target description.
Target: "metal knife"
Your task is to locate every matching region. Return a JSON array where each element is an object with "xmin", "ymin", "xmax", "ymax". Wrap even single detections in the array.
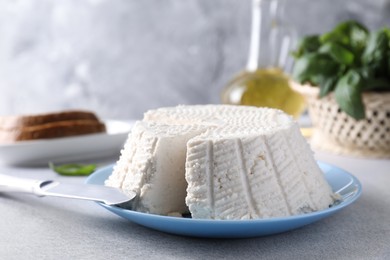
[{"xmin": 0, "ymin": 174, "xmax": 135, "ymax": 206}]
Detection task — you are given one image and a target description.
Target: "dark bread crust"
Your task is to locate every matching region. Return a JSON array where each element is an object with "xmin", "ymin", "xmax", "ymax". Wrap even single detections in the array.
[
  {"xmin": 0, "ymin": 111, "xmax": 106, "ymax": 143},
  {"xmin": 0, "ymin": 110, "xmax": 100, "ymax": 130}
]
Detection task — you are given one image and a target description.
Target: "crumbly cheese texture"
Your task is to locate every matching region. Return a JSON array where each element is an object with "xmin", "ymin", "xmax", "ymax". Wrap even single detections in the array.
[{"xmin": 105, "ymin": 105, "xmax": 337, "ymax": 219}]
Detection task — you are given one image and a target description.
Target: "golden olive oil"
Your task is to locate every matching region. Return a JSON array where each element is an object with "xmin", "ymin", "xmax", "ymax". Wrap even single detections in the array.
[{"xmin": 221, "ymin": 68, "xmax": 306, "ymax": 119}]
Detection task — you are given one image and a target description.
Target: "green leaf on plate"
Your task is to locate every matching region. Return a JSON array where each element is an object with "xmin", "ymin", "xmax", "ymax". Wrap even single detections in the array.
[{"xmin": 49, "ymin": 162, "xmax": 97, "ymax": 176}]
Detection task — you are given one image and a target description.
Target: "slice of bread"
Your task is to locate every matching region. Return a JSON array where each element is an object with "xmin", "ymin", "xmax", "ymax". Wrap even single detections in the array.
[
  {"xmin": 0, "ymin": 110, "xmax": 106, "ymax": 143},
  {"xmin": 0, "ymin": 110, "xmax": 100, "ymax": 130}
]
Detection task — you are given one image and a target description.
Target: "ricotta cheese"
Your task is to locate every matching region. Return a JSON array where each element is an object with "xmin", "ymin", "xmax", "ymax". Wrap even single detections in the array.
[{"xmin": 105, "ymin": 105, "xmax": 337, "ymax": 219}]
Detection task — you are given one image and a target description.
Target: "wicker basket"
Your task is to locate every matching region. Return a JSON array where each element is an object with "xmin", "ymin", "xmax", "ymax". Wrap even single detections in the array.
[{"xmin": 291, "ymin": 81, "xmax": 390, "ymax": 158}]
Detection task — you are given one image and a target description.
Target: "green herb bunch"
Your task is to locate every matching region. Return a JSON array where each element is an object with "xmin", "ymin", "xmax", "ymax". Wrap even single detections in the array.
[{"xmin": 292, "ymin": 20, "xmax": 390, "ymax": 120}]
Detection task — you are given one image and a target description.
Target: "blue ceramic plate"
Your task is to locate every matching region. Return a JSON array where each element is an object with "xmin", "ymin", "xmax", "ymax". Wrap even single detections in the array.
[{"xmin": 86, "ymin": 161, "xmax": 362, "ymax": 238}]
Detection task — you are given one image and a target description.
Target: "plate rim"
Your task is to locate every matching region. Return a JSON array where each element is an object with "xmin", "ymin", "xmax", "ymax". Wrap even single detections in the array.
[{"xmin": 86, "ymin": 161, "xmax": 362, "ymax": 226}]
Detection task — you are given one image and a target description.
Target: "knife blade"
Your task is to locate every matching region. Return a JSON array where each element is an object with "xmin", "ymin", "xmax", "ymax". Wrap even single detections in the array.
[{"xmin": 0, "ymin": 174, "xmax": 135, "ymax": 205}]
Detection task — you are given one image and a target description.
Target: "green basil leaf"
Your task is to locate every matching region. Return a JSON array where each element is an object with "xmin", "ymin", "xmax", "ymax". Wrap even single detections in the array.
[
  {"xmin": 291, "ymin": 35, "xmax": 321, "ymax": 58},
  {"xmin": 388, "ymin": 50, "xmax": 390, "ymax": 79},
  {"xmin": 384, "ymin": 27, "xmax": 390, "ymax": 38},
  {"xmin": 292, "ymin": 53, "xmax": 339, "ymax": 85},
  {"xmin": 362, "ymin": 29, "xmax": 388, "ymax": 69},
  {"xmin": 292, "ymin": 55, "xmax": 312, "ymax": 83},
  {"xmin": 318, "ymin": 77, "xmax": 338, "ymax": 98},
  {"xmin": 319, "ymin": 42, "xmax": 355, "ymax": 65},
  {"xmin": 320, "ymin": 20, "xmax": 369, "ymax": 54},
  {"xmin": 358, "ymin": 66, "xmax": 375, "ymax": 80},
  {"xmin": 291, "ymin": 20, "xmax": 390, "ymax": 120},
  {"xmin": 334, "ymin": 70, "xmax": 365, "ymax": 120},
  {"xmin": 49, "ymin": 162, "xmax": 97, "ymax": 176},
  {"xmin": 363, "ymin": 78, "xmax": 390, "ymax": 91}
]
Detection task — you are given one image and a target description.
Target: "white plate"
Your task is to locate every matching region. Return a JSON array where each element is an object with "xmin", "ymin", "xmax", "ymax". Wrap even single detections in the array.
[
  {"xmin": 0, "ymin": 120, "xmax": 134, "ymax": 166},
  {"xmin": 86, "ymin": 161, "xmax": 362, "ymax": 238}
]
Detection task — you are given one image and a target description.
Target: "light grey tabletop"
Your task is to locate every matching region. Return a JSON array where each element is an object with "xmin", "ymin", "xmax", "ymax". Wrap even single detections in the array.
[{"xmin": 0, "ymin": 150, "xmax": 389, "ymax": 260}]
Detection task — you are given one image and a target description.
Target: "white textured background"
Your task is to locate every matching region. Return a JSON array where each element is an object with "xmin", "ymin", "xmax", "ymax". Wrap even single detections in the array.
[{"xmin": 0, "ymin": 0, "xmax": 389, "ymax": 119}]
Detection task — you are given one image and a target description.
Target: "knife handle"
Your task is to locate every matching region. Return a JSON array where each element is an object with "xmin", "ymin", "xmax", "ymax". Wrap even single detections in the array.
[{"xmin": 0, "ymin": 174, "xmax": 45, "ymax": 195}]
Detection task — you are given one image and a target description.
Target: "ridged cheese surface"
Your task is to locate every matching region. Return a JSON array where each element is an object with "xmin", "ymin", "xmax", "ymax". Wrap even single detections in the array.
[{"xmin": 105, "ymin": 105, "xmax": 337, "ymax": 219}]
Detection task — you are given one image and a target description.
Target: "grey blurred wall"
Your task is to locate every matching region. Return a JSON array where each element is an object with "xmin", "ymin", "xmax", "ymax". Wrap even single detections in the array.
[{"xmin": 0, "ymin": 0, "xmax": 389, "ymax": 119}]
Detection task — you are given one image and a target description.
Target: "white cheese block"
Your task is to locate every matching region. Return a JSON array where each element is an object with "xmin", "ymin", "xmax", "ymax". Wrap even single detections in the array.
[
  {"xmin": 105, "ymin": 121, "xmax": 208, "ymax": 215},
  {"xmin": 105, "ymin": 105, "xmax": 337, "ymax": 219}
]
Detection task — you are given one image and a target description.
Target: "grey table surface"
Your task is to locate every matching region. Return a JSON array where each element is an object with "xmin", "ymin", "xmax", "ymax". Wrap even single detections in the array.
[{"xmin": 0, "ymin": 149, "xmax": 389, "ymax": 260}]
